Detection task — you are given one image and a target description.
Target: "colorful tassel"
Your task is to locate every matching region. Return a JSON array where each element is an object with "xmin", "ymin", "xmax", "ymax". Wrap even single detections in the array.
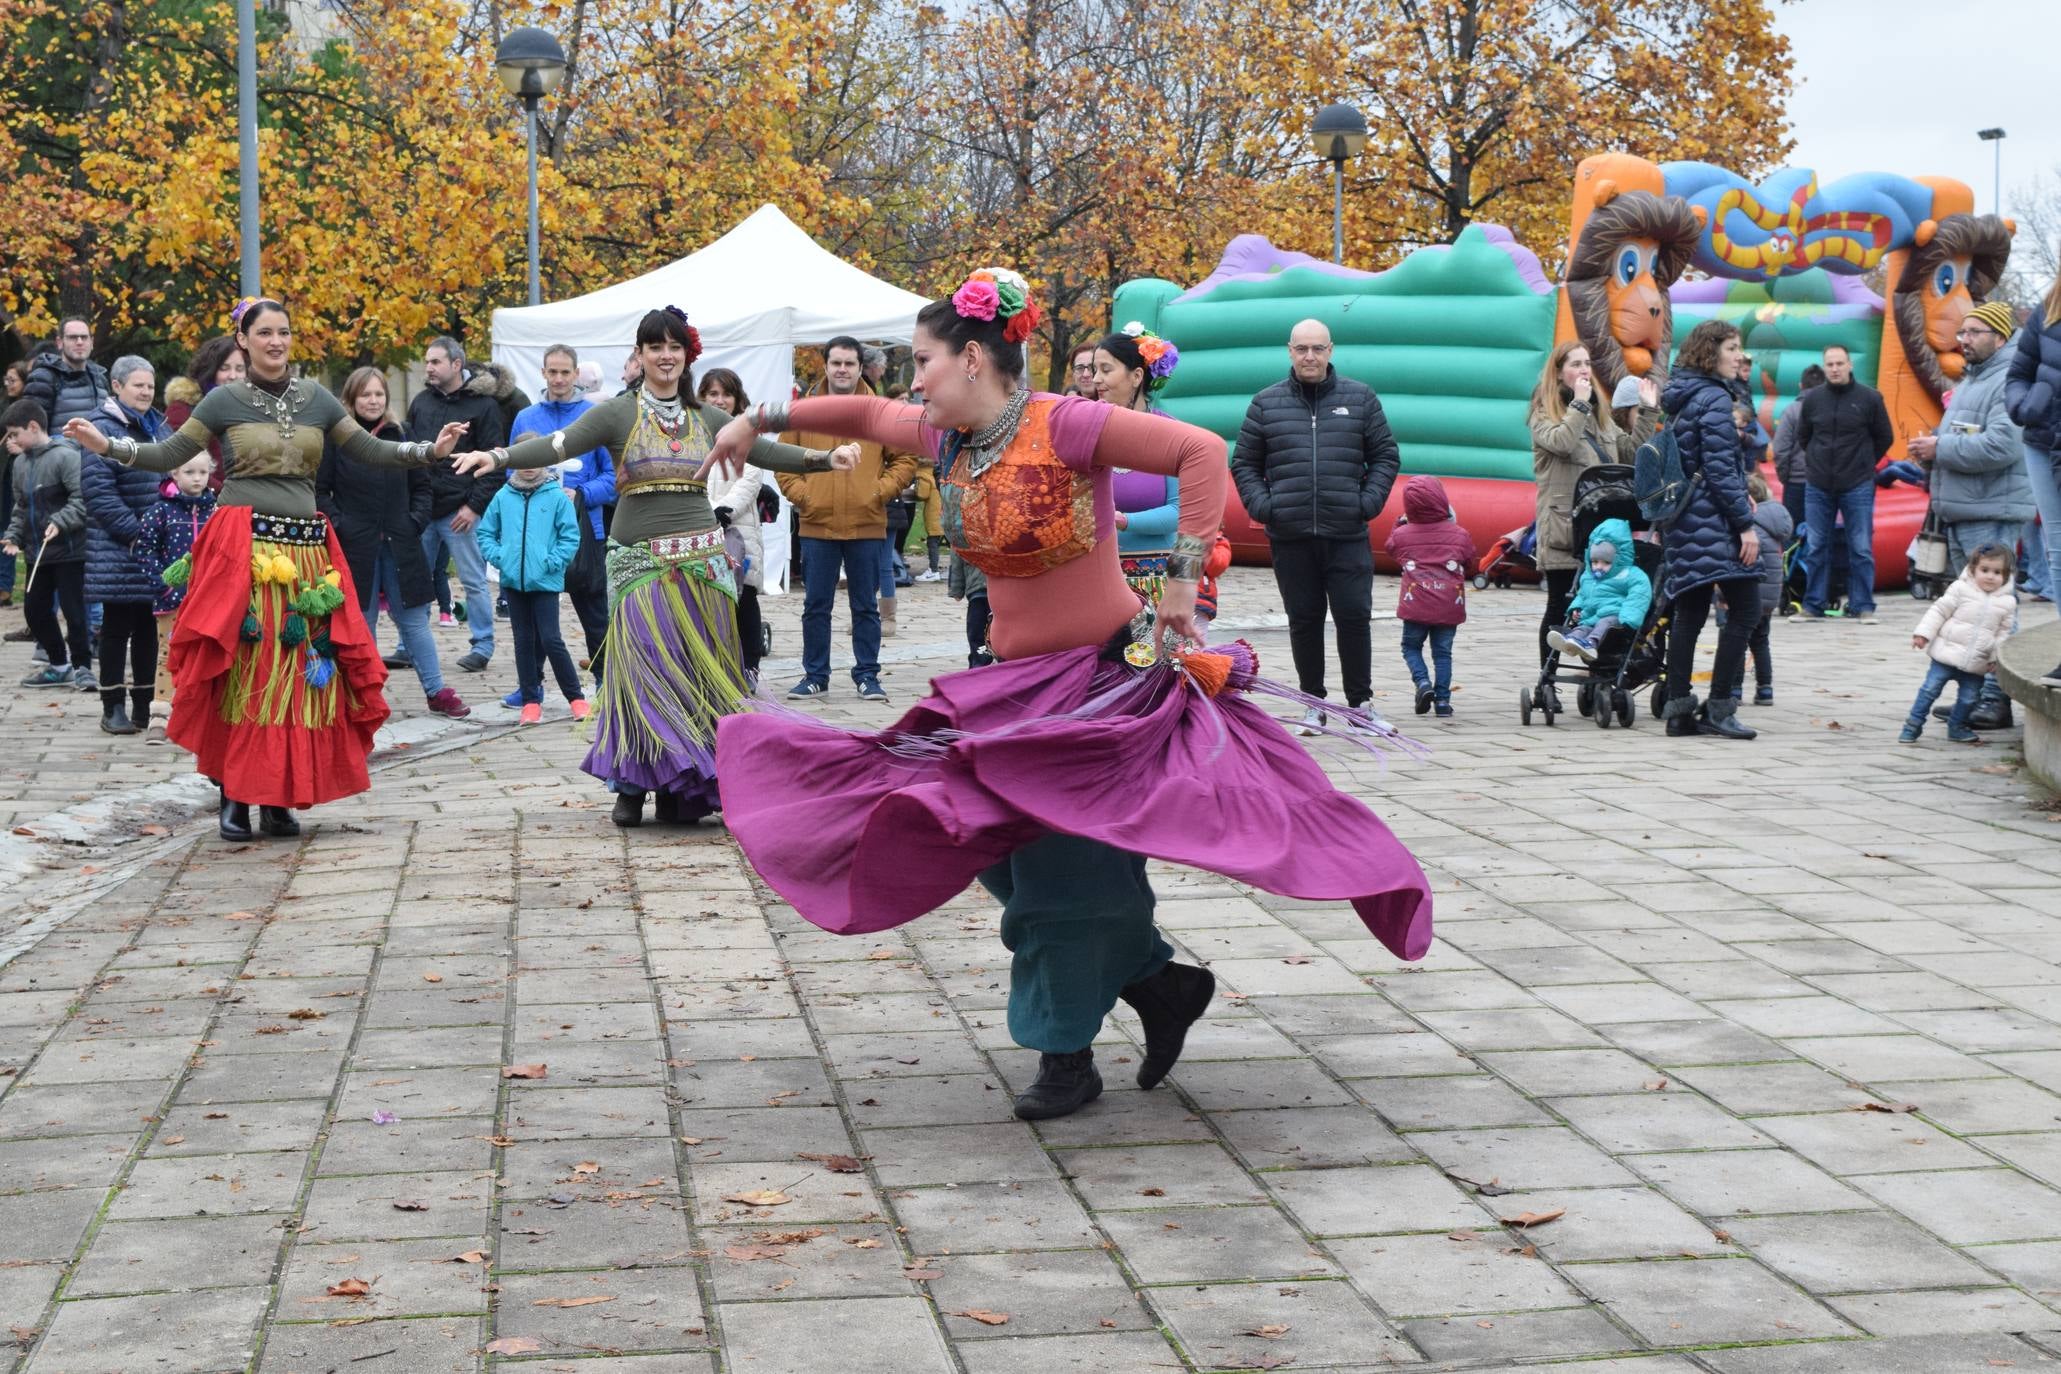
[
  {"xmin": 161, "ymin": 553, "xmax": 191, "ymax": 588},
  {"xmin": 240, "ymin": 611, "xmax": 262, "ymax": 643},
  {"xmin": 302, "ymin": 653, "xmax": 335, "ymax": 690},
  {"xmin": 292, "ymin": 580, "xmax": 345, "ymax": 616},
  {"xmin": 309, "ymin": 629, "xmax": 334, "ymax": 659},
  {"xmin": 279, "ymin": 611, "xmax": 307, "ymax": 647}
]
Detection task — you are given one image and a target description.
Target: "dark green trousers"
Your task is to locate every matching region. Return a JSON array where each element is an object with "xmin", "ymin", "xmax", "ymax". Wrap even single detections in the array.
[{"xmin": 979, "ymin": 833, "xmax": 1173, "ymax": 1053}]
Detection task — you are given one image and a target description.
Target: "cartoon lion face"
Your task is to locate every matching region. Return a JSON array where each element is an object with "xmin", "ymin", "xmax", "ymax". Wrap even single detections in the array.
[
  {"xmin": 1566, "ymin": 191, "xmax": 1703, "ymax": 398},
  {"xmin": 1892, "ymin": 214, "xmax": 2012, "ymax": 401}
]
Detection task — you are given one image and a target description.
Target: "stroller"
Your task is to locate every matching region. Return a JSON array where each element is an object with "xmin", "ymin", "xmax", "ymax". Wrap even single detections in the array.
[
  {"xmin": 1518, "ymin": 465, "xmax": 1668, "ymax": 729},
  {"xmin": 1474, "ymin": 522, "xmax": 1537, "ymax": 589}
]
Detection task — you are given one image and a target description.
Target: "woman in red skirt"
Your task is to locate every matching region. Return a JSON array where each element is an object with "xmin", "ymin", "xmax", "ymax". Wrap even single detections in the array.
[{"xmin": 66, "ymin": 298, "xmax": 466, "ymax": 839}]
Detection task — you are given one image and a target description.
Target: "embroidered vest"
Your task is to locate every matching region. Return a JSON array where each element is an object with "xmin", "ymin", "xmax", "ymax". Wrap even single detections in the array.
[
  {"xmin": 615, "ymin": 402, "xmax": 712, "ymax": 496},
  {"xmin": 940, "ymin": 397, "xmax": 1095, "ymax": 578}
]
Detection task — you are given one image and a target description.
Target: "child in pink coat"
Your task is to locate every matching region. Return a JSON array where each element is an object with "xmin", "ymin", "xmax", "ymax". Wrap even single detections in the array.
[{"xmin": 1385, "ymin": 475, "xmax": 1478, "ymax": 717}]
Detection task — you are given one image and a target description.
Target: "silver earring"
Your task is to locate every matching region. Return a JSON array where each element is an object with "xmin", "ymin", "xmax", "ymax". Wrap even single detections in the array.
[{"xmin": 966, "ymin": 370, "xmax": 977, "ymax": 383}]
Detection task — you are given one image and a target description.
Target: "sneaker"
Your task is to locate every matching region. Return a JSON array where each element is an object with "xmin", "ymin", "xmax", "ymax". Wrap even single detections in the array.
[
  {"xmin": 381, "ymin": 653, "xmax": 412, "ymax": 670},
  {"xmin": 787, "ymin": 679, "xmax": 828, "ymax": 699},
  {"xmin": 1413, "ymin": 682, "xmax": 1434, "ymax": 715},
  {"xmin": 1434, "ymin": 702, "xmax": 1455, "ymax": 718},
  {"xmin": 1898, "ymin": 721, "xmax": 1921, "ymax": 743},
  {"xmin": 569, "ymin": 698, "xmax": 591, "ymax": 721},
  {"xmin": 20, "ymin": 665, "xmax": 72, "ymax": 688},
  {"xmin": 519, "ymin": 702, "xmax": 542, "ymax": 724},
  {"xmin": 915, "ymin": 569, "xmax": 945, "ymax": 583},
  {"xmin": 31, "ymin": 644, "xmax": 48, "ymax": 662},
  {"xmin": 1753, "ymin": 685, "xmax": 1774, "ymax": 706},
  {"xmin": 1947, "ymin": 726, "xmax": 1983, "ymax": 744},
  {"xmin": 437, "ymin": 612, "xmax": 458, "ymax": 627},
  {"xmin": 71, "ymin": 668, "xmax": 98, "ymax": 692},
  {"xmin": 1350, "ymin": 703, "xmax": 1392, "ymax": 733},
  {"xmin": 145, "ymin": 723, "xmax": 168, "ymax": 745},
  {"xmin": 455, "ymin": 651, "xmax": 490, "ymax": 673},
  {"xmin": 501, "ymin": 689, "xmax": 526, "ymax": 708},
  {"xmin": 425, "ymin": 687, "xmax": 471, "ymax": 718},
  {"xmin": 2, "ymin": 626, "xmax": 32, "ymax": 641},
  {"xmin": 1545, "ymin": 629, "xmax": 1573, "ymax": 657},
  {"xmin": 1296, "ymin": 706, "xmax": 1327, "ymax": 737},
  {"xmin": 1852, "ymin": 610, "xmax": 1878, "ymax": 624},
  {"xmin": 856, "ymin": 677, "xmax": 890, "ymax": 703},
  {"xmin": 1787, "ymin": 610, "xmax": 1825, "ymax": 623}
]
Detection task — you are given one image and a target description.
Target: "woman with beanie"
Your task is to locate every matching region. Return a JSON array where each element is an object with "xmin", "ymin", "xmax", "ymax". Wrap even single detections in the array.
[
  {"xmin": 1657, "ymin": 319, "xmax": 1762, "ymax": 739},
  {"xmin": 1529, "ymin": 342, "xmax": 1659, "ymax": 675}
]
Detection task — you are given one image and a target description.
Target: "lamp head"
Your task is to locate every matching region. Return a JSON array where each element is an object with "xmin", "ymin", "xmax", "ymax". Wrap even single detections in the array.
[
  {"xmin": 1977, "ymin": 127, "xmax": 2007, "ymax": 141},
  {"xmin": 1311, "ymin": 102, "xmax": 1369, "ymax": 163},
  {"xmin": 496, "ymin": 26, "xmax": 567, "ymax": 100}
]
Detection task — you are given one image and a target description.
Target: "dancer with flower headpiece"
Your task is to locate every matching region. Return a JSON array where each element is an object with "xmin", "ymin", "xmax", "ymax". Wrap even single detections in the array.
[
  {"xmin": 63, "ymin": 298, "xmax": 471, "ymax": 840},
  {"xmin": 696, "ymin": 268, "xmax": 1435, "ymax": 1122},
  {"xmin": 450, "ymin": 307, "xmax": 860, "ymax": 827}
]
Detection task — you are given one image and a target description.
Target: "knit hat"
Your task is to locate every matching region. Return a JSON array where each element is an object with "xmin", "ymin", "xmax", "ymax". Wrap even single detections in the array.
[
  {"xmin": 1969, "ymin": 301, "xmax": 2018, "ymax": 338},
  {"xmin": 1610, "ymin": 375, "xmax": 1645, "ymax": 408}
]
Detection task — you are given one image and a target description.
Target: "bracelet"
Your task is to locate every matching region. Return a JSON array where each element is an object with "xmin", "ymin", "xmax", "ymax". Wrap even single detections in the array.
[
  {"xmin": 109, "ymin": 436, "xmax": 139, "ymax": 464},
  {"xmin": 802, "ymin": 449, "xmax": 834, "ymax": 473},
  {"xmin": 1166, "ymin": 531, "xmax": 1210, "ymax": 583},
  {"xmin": 1569, "ymin": 398, "xmax": 1594, "ymax": 415},
  {"xmin": 492, "ymin": 447, "xmax": 510, "ymax": 468},
  {"xmin": 755, "ymin": 400, "xmax": 790, "ymax": 433}
]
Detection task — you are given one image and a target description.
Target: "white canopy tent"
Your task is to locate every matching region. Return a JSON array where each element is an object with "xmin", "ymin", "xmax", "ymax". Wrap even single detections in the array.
[{"xmin": 490, "ymin": 204, "xmax": 932, "ymax": 591}]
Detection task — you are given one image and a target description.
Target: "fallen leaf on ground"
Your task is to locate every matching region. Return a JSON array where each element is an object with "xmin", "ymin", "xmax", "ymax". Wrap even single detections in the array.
[
  {"xmin": 844, "ymin": 1237, "xmax": 881, "ymax": 1248},
  {"xmin": 903, "ymin": 1268, "xmax": 945, "ymax": 1281},
  {"xmin": 484, "ymin": 1337, "xmax": 542, "ymax": 1355},
  {"xmin": 160, "ymin": 1135, "xmax": 185, "ymax": 1146},
  {"xmin": 723, "ymin": 1190, "xmax": 791, "ymax": 1208},
  {"xmin": 572, "ymin": 1161, "xmax": 599, "ymax": 1174},
  {"xmin": 679, "ymin": 1136, "xmax": 704, "ymax": 1146},
  {"xmin": 797, "ymin": 1152, "xmax": 863, "ymax": 1173},
  {"xmin": 325, "ymin": 1277, "xmax": 374, "ymax": 1298},
  {"xmin": 443, "ymin": 1251, "xmax": 489, "ymax": 1264},
  {"xmin": 287, "ymin": 1009, "xmax": 325, "ymax": 1021},
  {"xmin": 1243, "ymin": 1324, "xmax": 1291, "ymax": 1337},
  {"xmin": 392, "ymin": 1199, "xmax": 429, "ymax": 1211},
  {"xmin": 501, "ymin": 1064, "xmax": 548, "ymax": 1080},
  {"xmin": 533, "ymin": 1295, "xmax": 614, "ymax": 1308},
  {"xmin": 724, "ymin": 1244, "xmax": 792, "ymax": 1262},
  {"xmin": 139, "ymin": 824, "xmax": 169, "ymax": 836},
  {"xmin": 422, "ymin": 972, "xmax": 443, "ymax": 983},
  {"xmin": 1499, "ymin": 1209, "xmax": 1566, "ymax": 1229},
  {"xmin": 1139, "ymin": 1186, "xmax": 1166, "ymax": 1197},
  {"xmin": 1281, "ymin": 955, "xmax": 1313, "ymax": 965},
  {"xmin": 1445, "ymin": 1173, "xmax": 1510, "ymax": 1197},
  {"xmin": 224, "ymin": 910, "xmax": 260, "ymax": 920},
  {"xmin": 482, "ymin": 1136, "xmax": 516, "ymax": 1147},
  {"xmin": 1643, "ymin": 1079, "xmax": 1669, "ymax": 1091},
  {"xmin": 954, "ymin": 1309, "xmax": 1010, "ymax": 1326},
  {"xmin": 1853, "ymin": 1101, "xmax": 1919, "ymax": 1114}
]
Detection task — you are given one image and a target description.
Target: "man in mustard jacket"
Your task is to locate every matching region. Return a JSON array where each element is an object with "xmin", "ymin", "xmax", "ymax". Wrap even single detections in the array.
[{"xmin": 778, "ymin": 336, "xmax": 917, "ymax": 703}]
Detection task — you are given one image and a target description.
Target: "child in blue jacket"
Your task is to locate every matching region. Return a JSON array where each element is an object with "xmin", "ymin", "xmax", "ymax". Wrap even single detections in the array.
[
  {"xmin": 478, "ymin": 462, "xmax": 584, "ymax": 723},
  {"xmin": 1546, "ymin": 518, "xmax": 1652, "ymax": 662}
]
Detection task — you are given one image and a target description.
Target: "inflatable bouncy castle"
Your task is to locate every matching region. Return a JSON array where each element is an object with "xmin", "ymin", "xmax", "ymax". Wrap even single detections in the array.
[{"xmin": 1116, "ymin": 153, "xmax": 2016, "ymax": 587}]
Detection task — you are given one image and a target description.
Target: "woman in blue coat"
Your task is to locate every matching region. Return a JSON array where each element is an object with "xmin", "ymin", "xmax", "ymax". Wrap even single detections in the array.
[
  {"xmin": 85, "ymin": 357, "xmax": 174, "ymax": 735},
  {"xmin": 1657, "ymin": 321, "xmax": 1762, "ymax": 740},
  {"xmin": 2006, "ymin": 284, "xmax": 2061, "ymax": 686}
]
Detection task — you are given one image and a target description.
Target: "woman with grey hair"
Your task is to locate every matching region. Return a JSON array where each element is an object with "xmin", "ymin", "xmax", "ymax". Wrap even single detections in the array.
[{"xmin": 84, "ymin": 355, "xmax": 174, "ymax": 733}]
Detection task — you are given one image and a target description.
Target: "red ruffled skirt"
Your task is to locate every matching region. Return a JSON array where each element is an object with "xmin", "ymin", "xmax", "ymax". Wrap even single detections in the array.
[{"xmin": 166, "ymin": 507, "xmax": 389, "ymax": 808}]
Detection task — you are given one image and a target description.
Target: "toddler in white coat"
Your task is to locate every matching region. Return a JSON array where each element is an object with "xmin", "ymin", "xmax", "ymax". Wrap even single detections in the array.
[{"xmin": 1901, "ymin": 544, "xmax": 2017, "ymax": 744}]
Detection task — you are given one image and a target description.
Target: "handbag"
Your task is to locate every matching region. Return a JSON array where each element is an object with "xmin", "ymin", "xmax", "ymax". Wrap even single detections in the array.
[
  {"xmin": 1912, "ymin": 509, "xmax": 1950, "ymax": 579},
  {"xmin": 566, "ymin": 494, "xmax": 607, "ymax": 596}
]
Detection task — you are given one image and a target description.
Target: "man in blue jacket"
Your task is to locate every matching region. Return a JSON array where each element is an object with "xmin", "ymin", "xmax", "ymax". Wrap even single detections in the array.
[
  {"xmin": 1230, "ymin": 319, "xmax": 1401, "ymax": 734},
  {"xmin": 511, "ymin": 345, "xmax": 613, "ymax": 677}
]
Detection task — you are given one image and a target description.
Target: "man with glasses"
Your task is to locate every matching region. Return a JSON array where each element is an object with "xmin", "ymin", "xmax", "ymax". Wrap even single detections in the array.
[
  {"xmin": 1909, "ymin": 299, "xmax": 2028, "ymax": 728},
  {"xmin": 1069, "ymin": 341, "xmax": 1100, "ymax": 399},
  {"xmin": 24, "ymin": 318, "xmax": 110, "ymax": 436},
  {"xmin": 1231, "ymin": 318, "xmax": 1401, "ymax": 735}
]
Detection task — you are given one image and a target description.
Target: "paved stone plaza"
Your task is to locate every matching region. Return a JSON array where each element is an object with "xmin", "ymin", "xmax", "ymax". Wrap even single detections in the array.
[{"xmin": 3, "ymin": 567, "xmax": 2061, "ymax": 1373}]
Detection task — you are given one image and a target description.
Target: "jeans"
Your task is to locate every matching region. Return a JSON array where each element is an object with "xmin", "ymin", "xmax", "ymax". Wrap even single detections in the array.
[
  {"xmin": 978, "ymin": 833, "xmax": 1172, "ymax": 1053},
  {"xmin": 367, "ymin": 547, "xmax": 445, "ymax": 697},
  {"xmin": 1804, "ymin": 482, "xmax": 1874, "ymax": 615},
  {"xmin": 1945, "ymin": 519, "xmax": 2019, "ymax": 707},
  {"xmin": 1399, "ymin": 622, "xmax": 1456, "ymax": 704},
  {"xmin": 1666, "ymin": 574, "xmax": 1760, "ymax": 705},
  {"xmin": 2021, "ymin": 445, "xmax": 2061, "ymax": 617},
  {"xmin": 24, "ymin": 559, "xmax": 88, "ymax": 669},
  {"xmin": 506, "ymin": 589, "xmax": 583, "ymax": 704},
  {"xmin": 2023, "ymin": 516, "xmax": 2050, "ymax": 597},
  {"xmin": 97, "ymin": 602, "xmax": 156, "ymax": 717},
  {"xmin": 799, "ymin": 536, "xmax": 883, "ymax": 687},
  {"xmin": 1268, "ymin": 535, "xmax": 1374, "ymax": 704},
  {"xmin": 1907, "ymin": 659, "xmax": 1984, "ymax": 734},
  {"xmin": 421, "ymin": 513, "xmax": 493, "ymax": 655}
]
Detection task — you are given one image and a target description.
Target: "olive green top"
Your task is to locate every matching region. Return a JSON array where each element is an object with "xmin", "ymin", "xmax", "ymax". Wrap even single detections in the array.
[
  {"xmin": 114, "ymin": 377, "xmax": 434, "ymax": 518},
  {"xmin": 501, "ymin": 391, "xmax": 822, "ymax": 547}
]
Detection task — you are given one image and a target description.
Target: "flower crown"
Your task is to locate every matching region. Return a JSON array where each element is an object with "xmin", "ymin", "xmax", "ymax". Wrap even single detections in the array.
[
  {"xmin": 951, "ymin": 267, "xmax": 1044, "ymax": 345},
  {"xmin": 660, "ymin": 304, "xmax": 703, "ymax": 365},
  {"xmin": 1121, "ymin": 320, "xmax": 1180, "ymax": 392},
  {"xmin": 230, "ymin": 296, "xmax": 280, "ymax": 327}
]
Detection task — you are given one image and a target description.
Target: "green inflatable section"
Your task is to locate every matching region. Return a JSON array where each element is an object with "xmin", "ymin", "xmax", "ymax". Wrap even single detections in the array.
[
  {"xmin": 1112, "ymin": 225, "xmax": 1559, "ymax": 484},
  {"xmin": 1668, "ymin": 272, "xmax": 1885, "ymax": 430}
]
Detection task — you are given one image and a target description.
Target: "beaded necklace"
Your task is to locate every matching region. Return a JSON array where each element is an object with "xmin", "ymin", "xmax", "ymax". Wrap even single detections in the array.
[
  {"xmin": 640, "ymin": 391, "xmax": 691, "ymax": 454},
  {"xmin": 955, "ymin": 387, "xmax": 1029, "ymax": 480},
  {"xmin": 244, "ymin": 377, "xmax": 306, "ymax": 442}
]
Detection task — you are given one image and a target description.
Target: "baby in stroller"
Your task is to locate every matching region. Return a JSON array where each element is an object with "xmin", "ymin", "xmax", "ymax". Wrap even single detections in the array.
[{"xmin": 1546, "ymin": 518, "xmax": 1652, "ymax": 663}]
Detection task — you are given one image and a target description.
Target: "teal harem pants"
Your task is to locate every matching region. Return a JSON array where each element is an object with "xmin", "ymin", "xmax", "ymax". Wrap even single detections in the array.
[{"xmin": 978, "ymin": 833, "xmax": 1176, "ymax": 1053}]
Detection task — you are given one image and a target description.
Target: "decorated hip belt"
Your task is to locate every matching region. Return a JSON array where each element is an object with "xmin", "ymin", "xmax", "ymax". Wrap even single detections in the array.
[
  {"xmin": 620, "ymin": 528, "xmax": 737, "ymax": 600},
  {"xmin": 249, "ymin": 512, "xmax": 329, "ymax": 547},
  {"xmin": 1099, "ymin": 603, "xmax": 1162, "ymax": 668},
  {"xmin": 648, "ymin": 529, "xmax": 725, "ymax": 562}
]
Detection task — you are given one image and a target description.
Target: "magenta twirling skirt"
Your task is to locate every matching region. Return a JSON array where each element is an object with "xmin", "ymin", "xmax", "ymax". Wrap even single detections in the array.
[{"xmin": 714, "ymin": 642, "xmax": 1434, "ymax": 956}]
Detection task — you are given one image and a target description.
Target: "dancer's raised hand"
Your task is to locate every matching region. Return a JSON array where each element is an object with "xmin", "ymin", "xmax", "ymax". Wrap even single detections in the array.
[
  {"xmin": 697, "ymin": 415, "xmax": 760, "ymax": 483},
  {"xmin": 430, "ymin": 422, "xmax": 469, "ymax": 459},
  {"xmin": 63, "ymin": 418, "xmax": 110, "ymax": 455},
  {"xmin": 451, "ymin": 450, "xmax": 498, "ymax": 479}
]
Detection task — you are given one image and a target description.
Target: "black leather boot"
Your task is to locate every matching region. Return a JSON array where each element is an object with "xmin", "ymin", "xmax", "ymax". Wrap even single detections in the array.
[
  {"xmin": 1012, "ymin": 1048, "xmax": 1102, "ymax": 1120},
  {"xmin": 1662, "ymin": 693, "xmax": 1700, "ymax": 737},
  {"xmin": 1118, "ymin": 962, "xmax": 1216, "ymax": 1089},
  {"xmin": 99, "ymin": 702, "xmax": 137, "ymax": 735},
  {"xmin": 611, "ymin": 791, "xmax": 646, "ymax": 828},
  {"xmin": 652, "ymin": 788, "xmax": 682, "ymax": 824},
  {"xmin": 1967, "ymin": 699, "xmax": 2013, "ymax": 730},
  {"xmin": 219, "ymin": 789, "xmax": 253, "ymax": 841},
  {"xmin": 258, "ymin": 806, "xmax": 301, "ymax": 838},
  {"xmin": 1698, "ymin": 695, "xmax": 1757, "ymax": 740}
]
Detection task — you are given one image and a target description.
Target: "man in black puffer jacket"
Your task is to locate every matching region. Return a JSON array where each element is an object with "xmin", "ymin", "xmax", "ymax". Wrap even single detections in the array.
[
  {"xmin": 22, "ymin": 318, "xmax": 110, "ymax": 436},
  {"xmin": 1231, "ymin": 319, "xmax": 1400, "ymax": 732},
  {"xmin": 1791, "ymin": 343, "xmax": 1894, "ymax": 622}
]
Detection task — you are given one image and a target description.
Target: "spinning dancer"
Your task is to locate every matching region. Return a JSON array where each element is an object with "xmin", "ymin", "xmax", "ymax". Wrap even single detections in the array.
[
  {"xmin": 702, "ymin": 269, "xmax": 1434, "ymax": 1121},
  {"xmin": 451, "ymin": 307, "xmax": 855, "ymax": 826},
  {"xmin": 64, "ymin": 298, "xmax": 467, "ymax": 839}
]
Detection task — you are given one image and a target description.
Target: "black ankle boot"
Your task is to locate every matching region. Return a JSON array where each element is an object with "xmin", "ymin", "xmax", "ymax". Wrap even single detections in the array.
[
  {"xmin": 652, "ymin": 788, "xmax": 682, "ymax": 824},
  {"xmin": 1967, "ymin": 699, "xmax": 2013, "ymax": 730},
  {"xmin": 258, "ymin": 806, "xmax": 300, "ymax": 838},
  {"xmin": 611, "ymin": 791, "xmax": 645, "ymax": 828},
  {"xmin": 1118, "ymin": 962, "xmax": 1216, "ymax": 1090},
  {"xmin": 219, "ymin": 791, "xmax": 253, "ymax": 841},
  {"xmin": 1013, "ymin": 1048, "xmax": 1102, "ymax": 1120},
  {"xmin": 99, "ymin": 702, "xmax": 137, "ymax": 735},
  {"xmin": 1662, "ymin": 693, "xmax": 1700, "ymax": 737},
  {"xmin": 1697, "ymin": 696, "xmax": 1757, "ymax": 740}
]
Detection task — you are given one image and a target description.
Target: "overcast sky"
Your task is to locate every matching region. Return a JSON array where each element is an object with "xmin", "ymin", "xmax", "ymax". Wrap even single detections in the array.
[{"xmin": 1773, "ymin": 0, "xmax": 2056, "ymax": 220}]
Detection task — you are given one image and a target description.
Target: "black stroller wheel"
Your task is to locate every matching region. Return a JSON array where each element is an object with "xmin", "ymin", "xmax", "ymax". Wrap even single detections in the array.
[
  {"xmin": 1615, "ymin": 689, "xmax": 1636, "ymax": 728},
  {"xmin": 1593, "ymin": 688, "xmax": 1613, "ymax": 728},
  {"xmin": 1472, "ymin": 574, "xmax": 1489, "ymax": 590},
  {"xmin": 1519, "ymin": 687, "xmax": 1534, "ymax": 726},
  {"xmin": 1576, "ymin": 681, "xmax": 1597, "ymax": 716},
  {"xmin": 1649, "ymin": 685, "xmax": 1667, "ymax": 720}
]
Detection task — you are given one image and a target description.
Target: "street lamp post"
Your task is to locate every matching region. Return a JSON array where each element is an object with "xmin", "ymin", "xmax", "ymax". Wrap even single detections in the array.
[
  {"xmin": 236, "ymin": 0, "xmax": 260, "ymax": 296},
  {"xmin": 495, "ymin": 27, "xmax": 568, "ymax": 307},
  {"xmin": 1977, "ymin": 128, "xmax": 2006, "ymax": 217},
  {"xmin": 1311, "ymin": 103, "xmax": 1369, "ymax": 266}
]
